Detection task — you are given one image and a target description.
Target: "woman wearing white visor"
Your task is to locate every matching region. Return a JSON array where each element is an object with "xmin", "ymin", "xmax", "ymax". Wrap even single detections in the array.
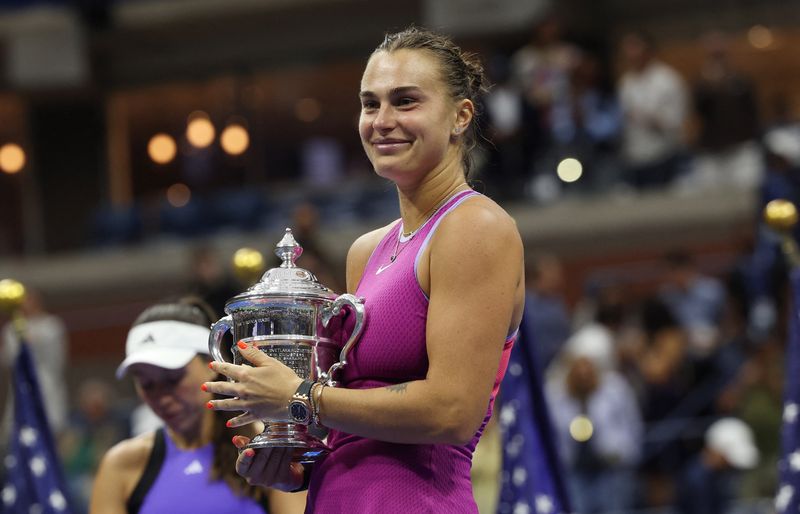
[{"xmin": 90, "ymin": 298, "xmax": 305, "ymax": 514}]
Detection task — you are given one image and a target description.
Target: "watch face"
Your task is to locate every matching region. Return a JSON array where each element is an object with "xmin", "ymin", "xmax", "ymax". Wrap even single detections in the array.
[{"xmin": 290, "ymin": 401, "xmax": 310, "ymax": 423}]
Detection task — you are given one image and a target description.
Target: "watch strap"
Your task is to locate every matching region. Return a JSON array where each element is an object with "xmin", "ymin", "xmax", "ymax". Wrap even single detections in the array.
[{"xmin": 293, "ymin": 379, "xmax": 314, "ymax": 400}]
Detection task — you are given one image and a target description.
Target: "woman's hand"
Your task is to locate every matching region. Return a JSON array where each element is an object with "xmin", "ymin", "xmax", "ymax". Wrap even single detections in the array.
[
  {"xmin": 231, "ymin": 436, "xmax": 306, "ymax": 493},
  {"xmin": 205, "ymin": 342, "xmax": 303, "ymax": 427}
]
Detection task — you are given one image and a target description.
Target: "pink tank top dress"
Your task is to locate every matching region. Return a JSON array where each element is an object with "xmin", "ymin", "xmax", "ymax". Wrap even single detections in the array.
[{"xmin": 305, "ymin": 190, "xmax": 517, "ymax": 514}]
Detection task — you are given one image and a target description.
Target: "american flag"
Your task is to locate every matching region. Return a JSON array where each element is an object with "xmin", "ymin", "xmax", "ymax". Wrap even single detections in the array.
[
  {"xmin": 497, "ymin": 312, "xmax": 571, "ymax": 514},
  {"xmin": 1, "ymin": 337, "xmax": 74, "ymax": 514},
  {"xmin": 778, "ymin": 267, "xmax": 800, "ymax": 512}
]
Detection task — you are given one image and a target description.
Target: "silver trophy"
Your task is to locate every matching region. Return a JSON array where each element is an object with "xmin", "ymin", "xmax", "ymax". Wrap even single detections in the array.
[{"xmin": 209, "ymin": 228, "xmax": 365, "ymax": 463}]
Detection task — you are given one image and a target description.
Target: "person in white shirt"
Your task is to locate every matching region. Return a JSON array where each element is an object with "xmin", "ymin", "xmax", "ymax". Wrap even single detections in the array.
[{"xmin": 618, "ymin": 31, "xmax": 689, "ymax": 189}]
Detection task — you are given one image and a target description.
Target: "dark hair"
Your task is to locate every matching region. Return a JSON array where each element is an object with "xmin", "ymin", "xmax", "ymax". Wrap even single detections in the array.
[
  {"xmin": 374, "ymin": 26, "xmax": 489, "ymax": 177},
  {"xmin": 132, "ymin": 296, "xmax": 266, "ymax": 504}
]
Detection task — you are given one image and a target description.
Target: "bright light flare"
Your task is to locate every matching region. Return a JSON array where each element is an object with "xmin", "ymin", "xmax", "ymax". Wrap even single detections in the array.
[
  {"xmin": 148, "ymin": 133, "xmax": 177, "ymax": 165},
  {"xmin": 221, "ymin": 124, "xmax": 250, "ymax": 156},
  {"xmin": 0, "ymin": 143, "xmax": 26, "ymax": 174},
  {"xmin": 557, "ymin": 157, "xmax": 583, "ymax": 183}
]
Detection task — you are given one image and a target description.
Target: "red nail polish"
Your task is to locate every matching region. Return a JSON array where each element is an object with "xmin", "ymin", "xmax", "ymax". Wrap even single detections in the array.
[
  {"xmin": 231, "ymin": 435, "xmax": 239, "ymax": 444},
  {"xmin": 206, "ymin": 401, "xmax": 214, "ymax": 409},
  {"xmin": 244, "ymin": 449, "xmax": 255, "ymax": 457},
  {"xmin": 226, "ymin": 420, "xmax": 233, "ymax": 428},
  {"xmin": 208, "ymin": 362, "xmax": 214, "ymax": 370},
  {"xmin": 237, "ymin": 341, "xmax": 248, "ymax": 350},
  {"xmin": 200, "ymin": 384, "xmax": 207, "ymax": 392}
]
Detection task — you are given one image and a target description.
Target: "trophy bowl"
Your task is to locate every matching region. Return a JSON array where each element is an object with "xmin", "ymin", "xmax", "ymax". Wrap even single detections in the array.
[{"xmin": 209, "ymin": 228, "xmax": 365, "ymax": 463}]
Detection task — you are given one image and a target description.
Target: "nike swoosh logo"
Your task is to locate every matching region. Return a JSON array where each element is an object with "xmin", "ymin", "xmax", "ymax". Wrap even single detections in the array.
[{"xmin": 376, "ymin": 263, "xmax": 393, "ymax": 275}]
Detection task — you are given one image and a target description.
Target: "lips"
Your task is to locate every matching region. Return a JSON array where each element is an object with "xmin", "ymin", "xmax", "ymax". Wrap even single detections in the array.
[{"xmin": 372, "ymin": 139, "xmax": 411, "ymax": 153}]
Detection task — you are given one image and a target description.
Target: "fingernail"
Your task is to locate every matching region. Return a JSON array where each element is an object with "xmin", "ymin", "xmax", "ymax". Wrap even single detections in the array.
[
  {"xmin": 208, "ymin": 362, "xmax": 214, "ymax": 370},
  {"xmin": 231, "ymin": 435, "xmax": 239, "ymax": 445},
  {"xmin": 237, "ymin": 341, "xmax": 248, "ymax": 350},
  {"xmin": 244, "ymin": 449, "xmax": 255, "ymax": 458},
  {"xmin": 200, "ymin": 384, "xmax": 208, "ymax": 392},
  {"xmin": 206, "ymin": 401, "xmax": 214, "ymax": 409},
  {"xmin": 226, "ymin": 420, "xmax": 233, "ymax": 428}
]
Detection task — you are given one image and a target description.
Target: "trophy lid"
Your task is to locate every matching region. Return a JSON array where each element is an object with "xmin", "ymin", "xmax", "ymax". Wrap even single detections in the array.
[{"xmin": 225, "ymin": 228, "xmax": 336, "ymax": 311}]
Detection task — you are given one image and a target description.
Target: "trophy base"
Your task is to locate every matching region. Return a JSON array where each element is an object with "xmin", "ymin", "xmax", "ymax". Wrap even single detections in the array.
[{"xmin": 247, "ymin": 423, "xmax": 330, "ymax": 463}]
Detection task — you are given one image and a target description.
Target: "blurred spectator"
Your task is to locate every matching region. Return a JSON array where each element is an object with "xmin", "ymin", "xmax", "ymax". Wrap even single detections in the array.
[
  {"xmin": 510, "ymin": 13, "xmax": 581, "ymax": 202},
  {"xmin": 658, "ymin": 250, "xmax": 726, "ymax": 358},
  {"xmin": 688, "ymin": 31, "xmax": 761, "ymax": 190},
  {"xmin": 1, "ymin": 289, "xmax": 68, "ymax": 437},
  {"xmin": 618, "ymin": 31, "xmax": 689, "ymax": 190},
  {"xmin": 564, "ymin": 285, "xmax": 627, "ymax": 374},
  {"xmin": 524, "ymin": 254, "xmax": 571, "ymax": 374},
  {"xmin": 549, "ymin": 52, "xmax": 623, "ymax": 192},
  {"xmin": 546, "ymin": 333, "xmax": 642, "ymax": 513},
  {"xmin": 619, "ymin": 297, "xmax": 692, "ymax": 506},
  {"xmin": 717, "ymin": 337, "xmax": 783, "ymax": 498},
  {"xmin": 676, "ymin": 417, "xmax": 759, "ymax": 514},
  {"xmin": 60, "ymin": 378, "xmax": 130, "ymax": 512},
  {"xmin": 291, "ymin": 202, "xmax": 344, "ymax": 292},
  {"xmin": 482, "ymin": 53, "xmax": 539, "ymax": 200},
  {"xmin": 186, "ymin": 244, "xmax": 239, "ymax": 315},
  {"xmin": 511, "ymin": 13, "xmax": 580, "ymax": 129},
  {"xmin": 738, "ymin": 124, "xmax": 800, "ymax": 341}
]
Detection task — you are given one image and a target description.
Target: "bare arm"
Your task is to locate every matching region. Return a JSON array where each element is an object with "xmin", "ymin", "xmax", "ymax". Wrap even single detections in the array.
[
  {"xmin": 89, "ymin": 436, "xmax": 150, "ymax": 514},
  {"xmin": 317, "ymin": 202, "xmax": 523, "ymax": 444},
  {"xmin": 209, "ymin": 202, "xmax": 524, "ymax": 445},
  {"xmin": 267, "ymin": 487, "xmax": 308, "ymax": 514}
]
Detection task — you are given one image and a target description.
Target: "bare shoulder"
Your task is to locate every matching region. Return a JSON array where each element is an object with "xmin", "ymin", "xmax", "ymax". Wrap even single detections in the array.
[
  {"xmin": 98, "ymin": 431, "xmax": 155, "ymax": 474},
  {"xmin": 435, "ymin": 194, "xmax": 521, "ymax": 247},
  {"xmin": 90, "ymin": 431, "xmax": 156, "ymax": 513},
  {"xmin": 347, "ymin": 222, "xmax": 396, "ymax": 262},
  {"xmin": 346, "ymin": 221, "xmax": 397, "ymax": 291}
]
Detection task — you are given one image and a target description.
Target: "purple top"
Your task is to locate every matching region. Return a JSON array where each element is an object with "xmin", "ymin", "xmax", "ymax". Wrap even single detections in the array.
[
  {"xmin": 137, "ymin": 430, "xmax": 267, "ymax": 514},
  {"xmin": 306, "ymin": 190, "xmax": 516, "ymax": 513}
]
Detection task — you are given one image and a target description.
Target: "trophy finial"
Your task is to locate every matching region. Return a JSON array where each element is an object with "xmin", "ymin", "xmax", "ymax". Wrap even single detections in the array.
[
  {"xmin": 764, "ymin": 199, "xmax": 798, "ymax": 233},
  {"xmin": 232, "ymin": 247, "xmax": 265, "ymax": 285},
  {"xmin": 275, "ymin": 228, "xmax": 303, "ymax": 268},
  {"xmin": 0, "ymin": 278, "xmax": 26, "ymax": 314}
]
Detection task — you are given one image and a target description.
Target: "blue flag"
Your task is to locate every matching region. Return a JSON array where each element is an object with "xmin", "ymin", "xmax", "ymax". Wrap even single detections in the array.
[
  {"xmin": 497, "ymin": 310, "xmax": 571, "ymax": 514},
  {"xmin": 1, "ymin": 337, "xmax": 74, "ymax": 514},
  {"xmin": 778, "ymin": 268, "xmax": 800, "ymax": 512}
]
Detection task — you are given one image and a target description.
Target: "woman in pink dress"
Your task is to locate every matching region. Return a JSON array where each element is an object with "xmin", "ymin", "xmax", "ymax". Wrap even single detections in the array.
[{"xmin": 206, "ymin": 27, "xmax": 526, "ymax": 514}]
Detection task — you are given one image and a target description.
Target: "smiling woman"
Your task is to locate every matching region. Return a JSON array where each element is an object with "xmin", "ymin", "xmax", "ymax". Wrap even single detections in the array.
[
  {"xmin": 88, "ymin": 298, "xmax": 306, "ymax": 514},
  {"xmin": 206, "ymin": 27, "xmax": 525, "ymax": 514}
]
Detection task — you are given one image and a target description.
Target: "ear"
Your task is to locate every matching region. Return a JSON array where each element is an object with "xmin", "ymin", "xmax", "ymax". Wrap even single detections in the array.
[{"xmin": 452, "ymin": 98, "xmax": 474, "ymax": 137}]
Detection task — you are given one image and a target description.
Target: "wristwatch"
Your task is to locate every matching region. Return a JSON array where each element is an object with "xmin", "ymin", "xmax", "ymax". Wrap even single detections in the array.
[{"xmin": 288, "ymin": 379, "xmax": 314, "ymax": 425}]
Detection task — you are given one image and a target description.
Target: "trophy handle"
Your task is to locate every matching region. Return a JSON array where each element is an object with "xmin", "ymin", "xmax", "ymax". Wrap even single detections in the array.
[
  {"xmin": 209, "ymin": 315, "xmax": 233, "ymax": 364},
  {"xmin": 320, "ymin": 294, "xmax": 365, "ymax": 387}
]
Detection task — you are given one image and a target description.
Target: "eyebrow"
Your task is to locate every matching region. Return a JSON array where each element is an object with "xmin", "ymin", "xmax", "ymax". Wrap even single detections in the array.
[{"xmin": 359, "ymin": 86, "xmax": 423, "ymax": 98}]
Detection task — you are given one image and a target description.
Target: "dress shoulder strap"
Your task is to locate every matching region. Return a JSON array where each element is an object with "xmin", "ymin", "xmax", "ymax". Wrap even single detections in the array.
[
  {"xmin": 126, "ymin": 428, "xmax": 167, "ymax": 514},
  {"xmin": 414, "ymin": 190, "xmax": 480, "ymax": 266}
]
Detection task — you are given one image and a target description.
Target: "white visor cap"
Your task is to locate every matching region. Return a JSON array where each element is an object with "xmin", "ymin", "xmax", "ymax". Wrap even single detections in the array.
[{"xmin": 116, "ymin": 320, "xmax": 211, "ymax": 379}]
